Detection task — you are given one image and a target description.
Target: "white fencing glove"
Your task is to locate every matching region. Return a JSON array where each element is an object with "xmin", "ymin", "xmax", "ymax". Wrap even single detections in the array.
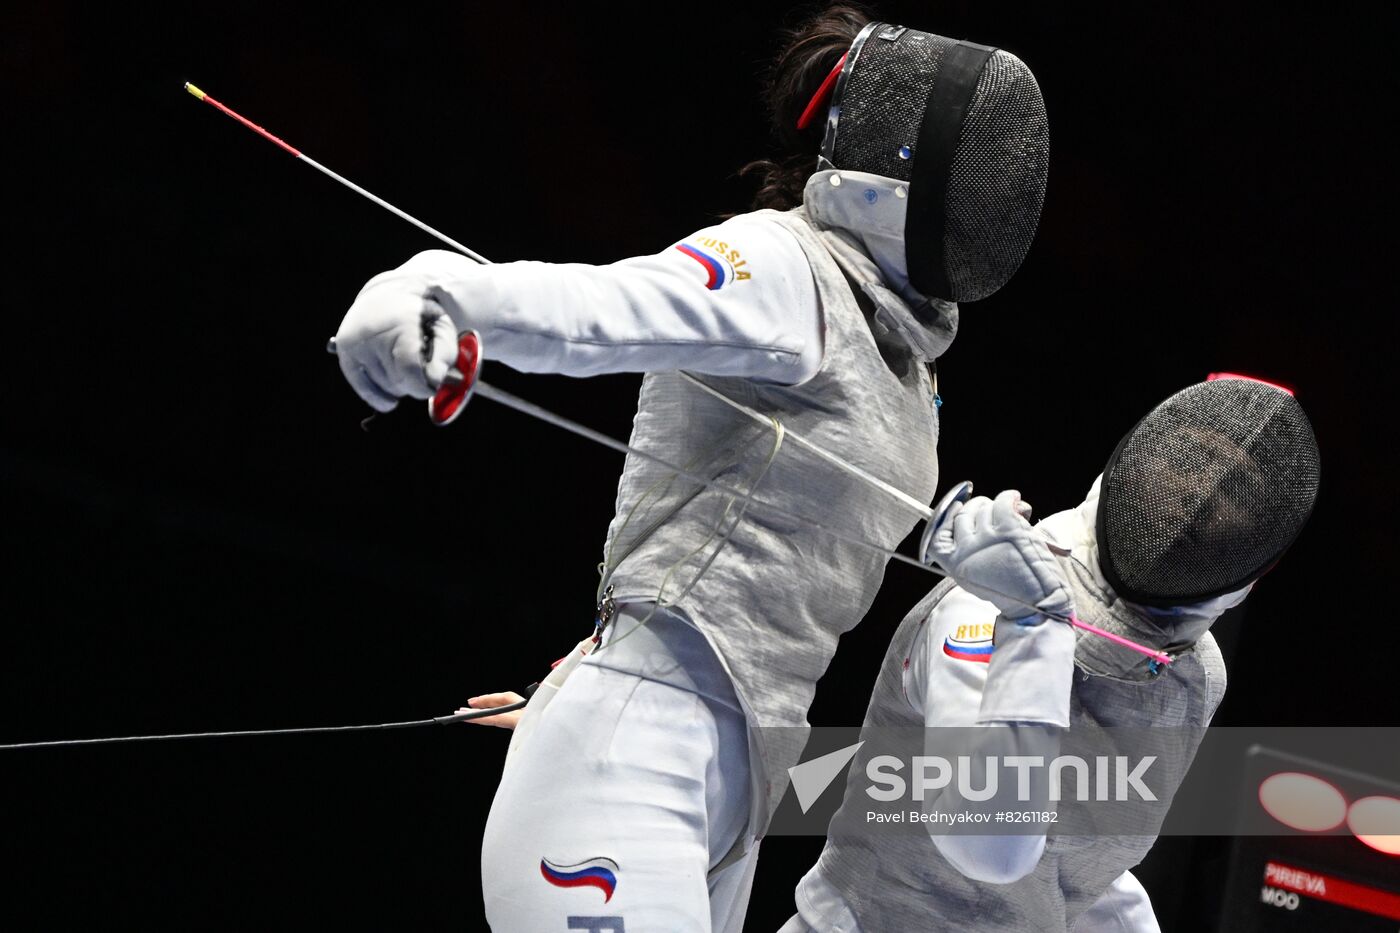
[
  {"xmin": 333, "ymin": 252, "xmax": 475, "ymax": 412},
  {"xmin": 927, "ymin": 489, "xmax": 1073, "ymax": 624}
]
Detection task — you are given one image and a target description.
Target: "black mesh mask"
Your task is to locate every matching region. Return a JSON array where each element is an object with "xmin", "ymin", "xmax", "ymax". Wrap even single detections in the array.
[
  {"xmin": 818, "ymin": 22, "xmax": 1049, "ymax": 302},
  {"xmin": 1096, "ymin": 379, "xmax": 1321, "ymax": 607}
]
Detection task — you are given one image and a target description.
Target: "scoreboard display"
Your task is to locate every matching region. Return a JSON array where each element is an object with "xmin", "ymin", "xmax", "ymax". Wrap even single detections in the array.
[{"xmin": 1218, "ymin": 748, "xmax": 1400, "ymax": 931}]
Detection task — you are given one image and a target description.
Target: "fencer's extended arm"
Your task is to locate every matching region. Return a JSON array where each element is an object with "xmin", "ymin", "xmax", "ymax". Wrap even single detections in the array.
[{"xmin": 333, "ymin": 214, "xmax": 822, "ymax": 410}]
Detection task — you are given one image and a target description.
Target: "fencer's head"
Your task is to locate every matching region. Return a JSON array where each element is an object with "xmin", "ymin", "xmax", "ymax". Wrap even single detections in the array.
[
  {"xmin": 750, "ymin": 8, "xmax": 1049, "ymax": 302},
  {"xmin": 814, "ymin": 21, "xmax": 1048, "ymax": 301},
  {"xmin": 1094, "ymin": 376, "xmax": 1321, "ymax": 609},
  {"xmin": 747, "ymin": 5, "xmax": 872, "ymax": 211}
]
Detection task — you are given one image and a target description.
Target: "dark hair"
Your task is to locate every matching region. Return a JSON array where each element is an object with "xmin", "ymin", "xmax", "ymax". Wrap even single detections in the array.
[{"xmin": 743, "ymin": 4, "xmax": 872, "ymax": 210}]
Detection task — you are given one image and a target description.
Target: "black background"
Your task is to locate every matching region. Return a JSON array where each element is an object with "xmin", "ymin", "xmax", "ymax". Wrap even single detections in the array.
[{"xmin": 2, "ymin": 2, "xmax": 1395, "ymax": 929}]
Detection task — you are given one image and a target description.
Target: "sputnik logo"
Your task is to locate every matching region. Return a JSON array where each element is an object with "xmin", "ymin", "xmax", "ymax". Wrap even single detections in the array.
[{"xmin": 788, "ymin": 742, "xmax": 866, "ymax": 814}]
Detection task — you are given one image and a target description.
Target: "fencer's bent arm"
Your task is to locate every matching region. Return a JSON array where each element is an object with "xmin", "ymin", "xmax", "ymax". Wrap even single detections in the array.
[
  {"xmin": 367, "ymin": 213, "xmax": 824, "ymax": 385},
  {"xmin": 910, "ymin": 596, "xmax": 1077, "ymax": 884}
]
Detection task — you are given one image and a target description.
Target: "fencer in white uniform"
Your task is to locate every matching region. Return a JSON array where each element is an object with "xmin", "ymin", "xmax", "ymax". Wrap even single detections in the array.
[
  {"xmin": 329, "ymin": 9, "xmax": 1050, "ymax": 929},
  {"xmin": 783, "ymin": 377, "xmax": 1319, "ymax": 932},
  {"xmin": 339, "ymin": 196, "xmax": 944, "ymax": 933}
]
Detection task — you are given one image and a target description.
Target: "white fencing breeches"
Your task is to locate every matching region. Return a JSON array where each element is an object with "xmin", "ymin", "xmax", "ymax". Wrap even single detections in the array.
[{"xmin": 481, "ymin": 605, "xmax": 755, "ymax": 932}]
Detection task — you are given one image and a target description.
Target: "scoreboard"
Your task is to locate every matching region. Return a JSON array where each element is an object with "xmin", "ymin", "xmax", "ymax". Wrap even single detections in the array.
[{"xmin": 1218, "ymin": 748, "xmax": 1400, "ymax": 931}]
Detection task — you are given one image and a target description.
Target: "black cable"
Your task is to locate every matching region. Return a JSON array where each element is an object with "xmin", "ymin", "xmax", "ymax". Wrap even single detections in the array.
[{"xmin": 0, "ymin": 689, "xmax": 535, "ymax": 751}]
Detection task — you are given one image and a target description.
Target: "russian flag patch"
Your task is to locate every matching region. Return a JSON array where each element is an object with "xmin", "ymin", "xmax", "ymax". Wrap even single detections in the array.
[
  {"xmin": 940, "ymin": 633, "xmax": 996, "ymax": 661},
  {"xmin": 674, "ymin": 243, "xmax": 730, "ymax": 290},
  {"xmin": 540, "ymin": 856, "xmax": 619, "ymax": 903}
]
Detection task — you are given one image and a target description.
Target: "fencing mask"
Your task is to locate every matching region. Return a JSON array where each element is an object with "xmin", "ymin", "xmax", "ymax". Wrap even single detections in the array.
[
  {"xmin": 814, "ymin": 22, "xmax": 1049, "ymax": 302},
  {"xmin": 1096, "ymin": 376, "xmax": 1321, "ymax": 607}
]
